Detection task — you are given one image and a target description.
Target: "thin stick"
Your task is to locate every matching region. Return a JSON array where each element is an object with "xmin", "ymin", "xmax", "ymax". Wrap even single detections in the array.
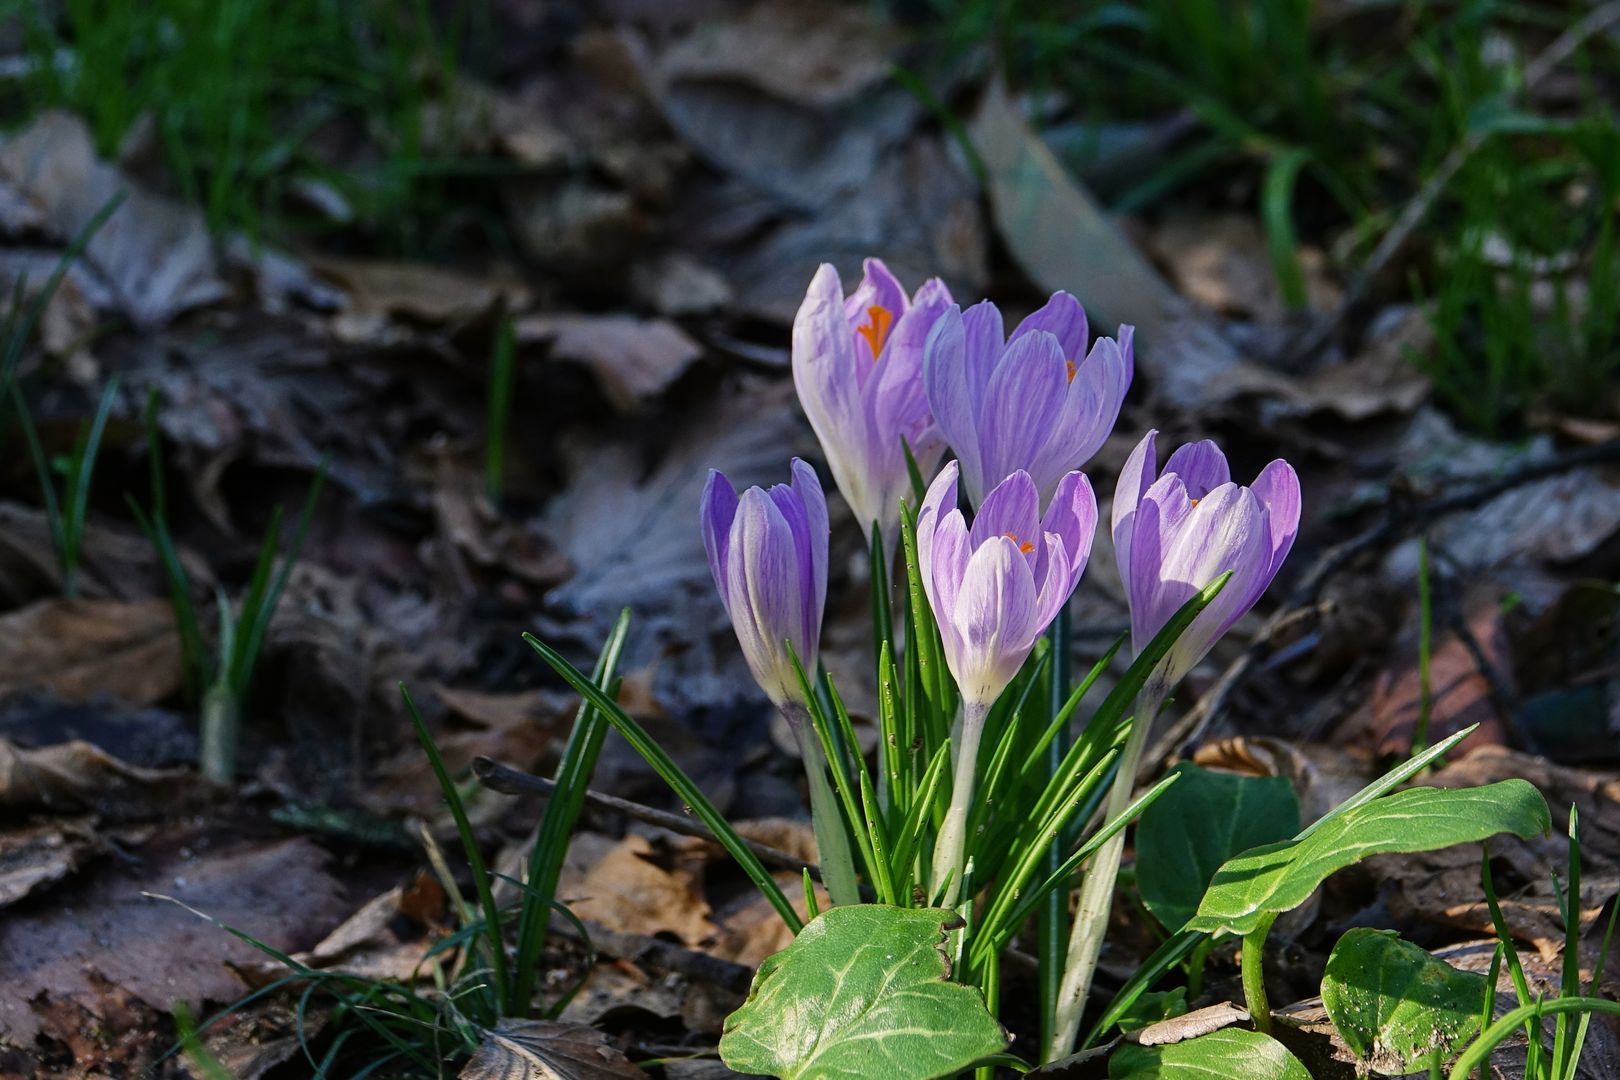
[{"xmin": 473, "ymin": 756, "xmax": 818, "ymax": 877}]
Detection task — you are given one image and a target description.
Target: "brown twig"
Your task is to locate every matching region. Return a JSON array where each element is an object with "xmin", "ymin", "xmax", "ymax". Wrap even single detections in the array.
[
  {"xmin": 1287, "ymin": 1, "xmax": 1620, "ymax": 363},
  {"xmin": 473, "ymin": 756, "xmax": 818, "ymax": 878},
  {"xmin": 1140, "ymin": 438, "xmax": 1620, "ymax": 777}
]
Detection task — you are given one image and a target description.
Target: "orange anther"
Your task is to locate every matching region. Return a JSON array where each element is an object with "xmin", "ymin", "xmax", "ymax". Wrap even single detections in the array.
[{"xmin": 856, "ymin": 305, "xmax": 894, "ymax": 359}]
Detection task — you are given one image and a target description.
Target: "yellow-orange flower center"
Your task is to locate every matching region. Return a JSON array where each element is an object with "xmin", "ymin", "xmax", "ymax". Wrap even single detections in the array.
[
  {"xmin": 1002, "ymin": 531, "xmax": 1036, "ymax": 555},
  {"xmin": 856, "ymin": 304, "xmax": 895, "ymax": 359},
  {"xmin": 1065, "ymin": 359, "xmax": 1078, "ymax": 384}
]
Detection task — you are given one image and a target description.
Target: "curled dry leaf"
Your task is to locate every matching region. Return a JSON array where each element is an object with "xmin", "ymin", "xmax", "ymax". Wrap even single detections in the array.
[
  {"xmin": 0, "ymin": 819, "xmax": 97, "ymax": 908},
  {"xmin": 461, "ymin": 1019, "xmax": 642, "ymax": 1080},
  {"xmin": 0, "ymin": 738, "xmax": 204, "ymax": 818}
]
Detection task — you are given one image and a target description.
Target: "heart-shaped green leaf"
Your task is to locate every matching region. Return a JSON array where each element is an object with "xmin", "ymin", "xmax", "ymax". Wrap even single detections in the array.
[
  {"xmin": 1186, "ymin": 780, "xmax": 1549, "ymax": 936},
  {"xmin": 1321, "ymin": 928, "xmax": 1487, "ymax": 1074},
  {"xmin": 1109, "ymin": 1028, "xmax": 1311, "ymax": 1079},
  {"xmin": 1136, "ymin": 763, "xmax": 1300, "ymax": 932},
  {"xmin": 719, "ymin": 905, "xmax": 1009, "ymax": 1080}
]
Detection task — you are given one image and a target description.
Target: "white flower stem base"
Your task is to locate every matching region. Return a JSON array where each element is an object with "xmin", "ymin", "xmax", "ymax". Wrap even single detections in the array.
[
  {"xmin": 1048, "ymin": 684, "xmax": 1166, "ymax": 1060},
  {"xmin": 786, "ymin": 708, "xmax": 863, "ymax": 908},
  {"xmin": 931, "ymin": 700, "xmax": 990, "ymax": 908}
]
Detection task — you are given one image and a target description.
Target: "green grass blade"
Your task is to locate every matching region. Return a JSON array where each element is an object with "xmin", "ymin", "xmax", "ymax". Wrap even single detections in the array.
[
  {"xmin": 1261, "ymin": 147, "xmax": 1311, "ymax": 310},
  {"xmin": 510, "ymin": 608, "xmax": 631, "ymax": 1016},
  {"xmin": 524, "ymin": 632, "xmax": 802, "ymax": 932},
  {"xmin": 60, "ymin": 376, "xmax": 120, "ymax": 594},
  {"xmin": 400, "ymin": 683, "xmax": 510, "ymax": 1013}
]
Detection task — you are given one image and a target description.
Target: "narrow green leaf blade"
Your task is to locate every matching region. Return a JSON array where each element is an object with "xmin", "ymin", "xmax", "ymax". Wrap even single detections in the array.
[{"xmin": 720, "ymin": 906, "xmax": 1008, "ymax": 1080}]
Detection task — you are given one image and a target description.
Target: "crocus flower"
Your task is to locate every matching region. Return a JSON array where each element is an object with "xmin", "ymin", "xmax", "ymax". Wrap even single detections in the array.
[
  {"xmin": 916, "ymin": 461, "xmax": 1098, "ymax": 709},
  {"xmin": 1112, "ymin": 430, "xmax": 1301, "ymax": 689},
  {"xmin": 701, "ymin": 458, "xmax": 828, "ymax": 709},
  {"xmin": 918, "ymin": 460, "xmax": 1097, "ymax": 901},
  {"xmin": 793, "ymin": 259, "xmax": 954, "ymax": 550},
  {"xmin": 1052, "ymin": 435, "xmax": 1301, "ymax": 1053},
  {"xmin": 924, "ymin": 293, "xmax": 1132, "ymax": 508}
]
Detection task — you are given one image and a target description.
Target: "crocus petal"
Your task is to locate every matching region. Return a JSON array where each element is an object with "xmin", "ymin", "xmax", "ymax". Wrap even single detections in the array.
[
  {"xmin": 869, "ymin": 276, "xmax": 954, "ymax": 470},
  {"xmin": 1151, "ymin": 484, "xmax": 1265, "ymax": 680},
  {"xmin": 1249, "ymin": 459, "xmax": 1302, "ymax": 575},
  {"xmin": 700, "ymin": 470, "xmax": 739, "ymax": 612},
  {"xmin": 1112, "ymin": 429, "xmax": 1159, "ymax": 587},
  {"xmin": 1031, "ymin": 532, "xmax": 1074, "ymax": 631},
  {"xmin": 844, "ymin": 258, "xmax": 908, "ymax": 360},
  {"xmin": 916, "ymin": 461, "xmax": 961, "ymax": 624},
  {"xmin": 1009, "ymin": 290, "xmax": 1089, "ymax": 361},
  {"xmin": 1026, "ymin": 332, "xmax": 1132, "ymax": 498},
  {"xmin": 1162, "ymin": 440, "xmax": 1231, "ymax": 500},
  {"xmin": 1041, "ymin": 470, "xmax": 1098, "ymax": 583},
  {"xmin": 949, "ymin": 537, "xmax": 1038, "ymax": 705},
  {"xmin": 725, "ymin": 488, "xmax": 810, "ymax": 701},
  {"xmin": 969, "ymin": 470, "xmax": 1041, "ymax": 556},
  {"xmin": 959, "ymin": 300, "xmax": 1006, "ymax": 404},
  {"xmin": 973, "ymin": 330, "xmax": 1068, "ymax": 505}
]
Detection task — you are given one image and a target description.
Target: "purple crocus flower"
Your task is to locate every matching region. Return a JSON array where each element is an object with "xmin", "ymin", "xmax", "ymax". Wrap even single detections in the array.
[
  {"xmin": 1113, "ymin": 430, "xmax": 1302, "ymax": 687},
  {"xmin": 701, "ymin": 458, "xmax": 829, "ymax": 709},
  {"xmin": 917, "ymin": 461, "xmax": 1099, "ymax": 708},
  {"xmin": 918, "ymin": 459, "xmax": 1097, "ymax": 901},
  {"xmin": 924, "ymin": 293, "xmax": 1132, "ymax": 508},
  {"xmin": 793, "ymin": 259, "xmax": 954, "ymax": 550}
]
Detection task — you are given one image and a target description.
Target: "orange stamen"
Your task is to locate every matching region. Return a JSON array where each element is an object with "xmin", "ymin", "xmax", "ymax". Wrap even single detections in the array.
[
  {"xmin": 1190, "ymin": 498, "xmax": 1201, "ymax": 508},
  {"xmin": 1002, "ymin": 531, "xmax": 1035, "ymax": 555},
  {"xmin": 856, "ymin": 304, "xmax": 894, "ymax": 359},
  {"xmin": 1065, "ymin": 359, "xmax": 1078, "ymax": 384}
]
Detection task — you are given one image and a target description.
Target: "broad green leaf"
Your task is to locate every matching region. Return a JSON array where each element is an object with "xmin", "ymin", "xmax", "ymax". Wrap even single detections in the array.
[
  {"xmin": 1136, "ymin": 763, "xmax": 1300, "ymax": 932},
  {"xmin": 1186, "ymin": 780, "xmax": 1550, "ymax": 937},
  {"xmin": 1321, "ymin": 928, "xmax": 1486, "ymax": 1074},
  {"xmin": 719, "ymin": 905, "xmax": 1008, "ymax": 1080},
  {"xmin": 1109, "ymin": 1028, "xmax": 1311, "ymax": 1079}
]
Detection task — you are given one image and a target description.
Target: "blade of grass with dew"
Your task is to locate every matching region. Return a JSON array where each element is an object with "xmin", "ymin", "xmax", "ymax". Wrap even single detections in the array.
[
  {"xmin": 510, "ymin": 608, "xmax": 631, "ymax": 1016},
  {"xmin": 400, "ymin": 683, "xmax": 510, "ymax": 1014},
  {"xmin": 525, "ymin": 632, "xmax": 802, "ymax": 931}
]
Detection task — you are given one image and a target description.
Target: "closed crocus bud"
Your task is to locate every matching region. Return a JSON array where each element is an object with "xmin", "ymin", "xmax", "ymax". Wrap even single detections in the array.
[
  {"xmin": 701, "ymin": 458, "xmax": 829, "ymax": 710},
  {"xmin": 917, "ymin": 461, "xmax": 1098, "ymax": 709},
  {"xmin": 1113, "ymin": 430, "xmax": 1301, "ymax": 688},
  {"xmin": 793, "ymin": 259, "xmax": 953, "ymax": 550},
  {"xmin": 924, "ymin": 293, "xmax": 1132, "ymax": 508}
]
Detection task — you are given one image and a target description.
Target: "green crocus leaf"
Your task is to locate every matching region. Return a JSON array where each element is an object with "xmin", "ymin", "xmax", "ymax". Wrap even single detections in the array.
[
  {"xmin": 1109, "ymin": 1028, "xmax": 1311, "ymax": 1079},
  {"xmin": 1321, "ymin": 928, "xmax": 1487, "ymax": 1074},
  {"xmin": 1186, "ymin": 780, "xmax": 1550, "ymax": 937},
  {"xmin": 719, "ymin": 905, "xmax": 1009, "ymax": 1080},
  {"xmin": 1136, "ymin": 763, "xmax": 1300, "ymax": 932}
]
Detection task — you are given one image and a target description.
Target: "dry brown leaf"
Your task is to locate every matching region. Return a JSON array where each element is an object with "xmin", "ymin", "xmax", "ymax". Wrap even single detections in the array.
[
  {"xmin": 0, "ymin": 596, "xmax": 181, "ymax": 706},
  {"xmin": 969, "ymin": 77, "xmax": 1286, "ymax": 409},
  {"xmin": 0, "ymin": 111, "xmax": 226, "ymax": 327},
  {"xmin": 1148, "ymin": 212, "xmax": 1340, "ymax": 320},
  {"xmin": 0, "ymin": 737, "xmax": 205, "ymax": 818},
  {"xmin": 0, "ymin": 834, "xmax": 347, "ymax": 1045},
  {"xmin": 630, "ymin": 252, "xmax": 734, "ymax": 316},
  {"xmin": 461, "ymin": 1019, "xmax": 642, "ymax": 1080},
  {"xmin": 1269, "ymin": 307, "xmax": 1433, "ymax": 422},
  {"xmin": 1370, "ymin": 606, "xmax": 1513, "ymax": 757},
  {"xmin": 657, "ymin": 0, "xmax": 893, "ymax": 109},
  {"xmin": 0, "ymin": 819, "xmax": 97, "ymax": 907},
  {"xmin": 519, "ymin": 313, "xmax": 704, "ymax": 412},
  {"xmin": 314, "ymin": 255, "xmax": 530, "ymax": 333},
  {"xmin": 564, "ymin": 833, "xmax": 716, "ymax": 946}
]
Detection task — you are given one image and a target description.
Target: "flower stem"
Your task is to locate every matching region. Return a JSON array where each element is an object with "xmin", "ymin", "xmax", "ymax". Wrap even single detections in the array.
[
  {"xmin": 1242, "ymin": 911, "xmax": 1279, "ymax": 1035},
  {"xmin": 199, "ymin": 679, "xmax": 239, "ymax": 784},
  {"xmin": 931, "ymin": 700, "xmax": 989, "ymax": 908},
  {"xmin": 1048, "ymin": 684, "xmax": 1165, "ymax": 1060},
  {"xmin": 792, "ymin": 719, "xmax": 862, "ymax": 908}
]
